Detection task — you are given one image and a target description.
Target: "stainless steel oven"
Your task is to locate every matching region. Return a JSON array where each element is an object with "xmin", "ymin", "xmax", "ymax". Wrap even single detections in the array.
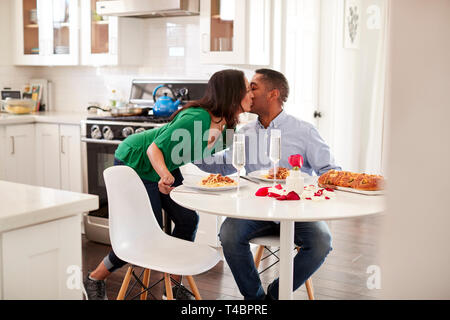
[{"xmin": 81, "ymin": 119, "xmax": 166, "ymax": 244}]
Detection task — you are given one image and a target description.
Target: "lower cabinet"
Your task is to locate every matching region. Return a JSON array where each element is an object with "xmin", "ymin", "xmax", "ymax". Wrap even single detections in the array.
[
  {"xmin": 35, "ymin": 124, "xmax": 61, "ymax": 189},
  {"xmin": 1, "ymin": 215, "xmax": 83, "ymax": 300},
  {"xmin": 2, "ymin": 124, "xmax": 36, "ymax": 185},
  {"xmin": 60, "ymin": 125, "xmax": 83, "ymax": 192},
  {"xmin": 35, "ymin": 123, "xmax": 82, "ymax": 192},
  {"xmin": 0, "ymin": 123, "xmax": 82, "ymax": 193}
]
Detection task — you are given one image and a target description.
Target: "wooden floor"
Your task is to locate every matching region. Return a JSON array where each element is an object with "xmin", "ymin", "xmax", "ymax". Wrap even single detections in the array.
[{"xmin": 82, "ymin": 214, "xmax": 384, "ymax": 300}]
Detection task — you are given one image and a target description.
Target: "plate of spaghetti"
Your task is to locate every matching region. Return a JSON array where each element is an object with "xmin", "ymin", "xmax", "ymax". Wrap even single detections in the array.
[
  {"xmin": 248, "ymin": 168, "xmax": 309, "ymax": 183},
  {"xmin": 182, "ymin": 174, "xmax": 249, "ymax": 191}
]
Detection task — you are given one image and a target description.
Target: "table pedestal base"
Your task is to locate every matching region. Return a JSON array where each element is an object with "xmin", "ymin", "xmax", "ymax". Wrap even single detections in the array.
[{"xmin": 279, "ymin": 220, "xmax": 294, "ymax": 300}]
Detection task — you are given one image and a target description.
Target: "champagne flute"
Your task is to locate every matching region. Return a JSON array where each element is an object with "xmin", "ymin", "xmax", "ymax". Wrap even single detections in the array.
[
  {"xmin": 269, "ymin": 129, "xmax": 281, "ymax": 186},
  {"xmin": 232, "ymin": 134, "xmax": 246, "ymax": 196}
]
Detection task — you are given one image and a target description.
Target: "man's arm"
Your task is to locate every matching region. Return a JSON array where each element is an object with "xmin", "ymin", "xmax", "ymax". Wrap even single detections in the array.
[
  {"xmin": 194, "ymin": 148, "xmax": 237, "ymax": 176},
  {"xmin": 306, "ymin": 127, "xmax": 342, "ymax": 175}
]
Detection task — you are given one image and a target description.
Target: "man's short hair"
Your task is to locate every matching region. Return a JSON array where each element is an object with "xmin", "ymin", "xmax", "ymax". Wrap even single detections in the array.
[{"xmin": 255, "ymin": 68, "xmax": 289, "ymax": 104}]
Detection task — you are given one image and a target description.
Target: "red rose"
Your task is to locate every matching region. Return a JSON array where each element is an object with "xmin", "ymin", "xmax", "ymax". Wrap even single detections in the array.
[{"xmin": 288, "ymin": 154, "xmax": 304, "ymax": 169}]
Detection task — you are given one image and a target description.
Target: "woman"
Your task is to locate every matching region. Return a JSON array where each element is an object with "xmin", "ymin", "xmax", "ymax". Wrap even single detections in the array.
[{"xmin": 84, "ymin": 69, "xmax": 254, "ymax": 300}]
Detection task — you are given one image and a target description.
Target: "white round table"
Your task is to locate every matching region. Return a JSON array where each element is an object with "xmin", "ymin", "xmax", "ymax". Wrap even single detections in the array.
[{"xmin": 170, "ymin": 178, "xmax": 386, "ymax": 300}]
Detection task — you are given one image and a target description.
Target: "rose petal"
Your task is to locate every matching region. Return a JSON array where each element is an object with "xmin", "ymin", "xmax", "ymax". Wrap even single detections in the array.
[
  {"xmin": 274, "ymin": 184, "xmax": 283, "ymax": 190},
  {"xmin": 286, "ymin": 191, "xmax": 300, "ymax": 200},
  {"xmin": 276, "ymin": 195, "xmax": 288, "ymax": 201},
  {"xmin": 268, "ymin": 192, "xmax": 280, "ymax": 198},
  {"xmin": 255, "ymin": 187, "xmax": 270, "ymax": 197}
]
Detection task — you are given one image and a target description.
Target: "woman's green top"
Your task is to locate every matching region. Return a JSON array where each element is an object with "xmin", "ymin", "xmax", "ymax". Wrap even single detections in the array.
[{"xmin": 114, "ymin": 107, "xmax": 230, "ymax": 182}]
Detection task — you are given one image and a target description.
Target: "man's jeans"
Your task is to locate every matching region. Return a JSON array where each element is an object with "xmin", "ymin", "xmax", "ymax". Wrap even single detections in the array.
[{"xmin": 219, "ymin": 218, "xmax": 332, "ymax": 300}]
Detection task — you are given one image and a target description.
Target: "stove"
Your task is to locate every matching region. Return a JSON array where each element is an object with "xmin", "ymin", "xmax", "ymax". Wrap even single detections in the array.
[
  {"xmin": 81, "ymin": 80, "xmax": 207, "ymax": 244},
  {"xmin": 86, "ymin": 115, "xmax": 172, "ymax": 123}
]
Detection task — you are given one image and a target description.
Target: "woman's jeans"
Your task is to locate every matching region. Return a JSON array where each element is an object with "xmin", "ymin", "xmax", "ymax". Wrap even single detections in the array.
[
  {"xmin": 102, "ymin": 159, "xmax": 199, "ymax": 272},
  {"xmin": 219, "ymin": 218, "xmax": 332, "ymax": 300}
]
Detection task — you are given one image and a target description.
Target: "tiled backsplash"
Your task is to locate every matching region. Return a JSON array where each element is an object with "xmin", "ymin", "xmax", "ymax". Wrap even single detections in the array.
[{"xmin": 0, "ymin": 16, "xmax": 256, "ymax": 112}]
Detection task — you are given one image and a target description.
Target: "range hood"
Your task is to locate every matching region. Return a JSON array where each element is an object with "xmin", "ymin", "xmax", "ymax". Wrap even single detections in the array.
[{"xmin": 96, "ymin": 0, "xmax": 200, "ymax": 18}]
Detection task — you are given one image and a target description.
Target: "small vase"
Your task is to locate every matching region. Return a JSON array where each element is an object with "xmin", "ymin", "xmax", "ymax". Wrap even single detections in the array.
[{"xmin": 286, "ymin": 169, "xmax": 304, "ymax": 196}]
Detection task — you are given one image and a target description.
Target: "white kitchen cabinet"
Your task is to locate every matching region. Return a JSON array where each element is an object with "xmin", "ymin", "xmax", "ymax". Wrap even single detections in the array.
[
  {"xmin": 1, "ymin": 215, "xmax": 83, "ymax": 300},
  {"xmin": 60, "ymin": 124, "xmax": 82, "ymax": 192},
  {"xmin": 4, "ymin": 124, "xmax": 35, "ymax": 185},
  {"xmin": 0, "ymin": 126, "xmax": 5, "ymax": 181},
  {"xmin": 35, "ymin": 123, "xmax": 82, "ymax": 192},
  {"xmin": 80, "ymin": 0, "xmax": 144, "ymax": 66},
  {"xmin": 35, "ymin": 123, "xmax": 61, "ymax": 189},
  {"xmin": 200, "ymin": 0, "xmax": 271, "ymax": 65},
  {"xmin": 12, "ymin": 0, "xmax": 79, "ymax": 66}
]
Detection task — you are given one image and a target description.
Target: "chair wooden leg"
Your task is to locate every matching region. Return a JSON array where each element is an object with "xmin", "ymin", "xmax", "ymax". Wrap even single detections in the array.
[
  {"xmin": 186, "ymin": 275, "xmax": 202, "ymax": 300},
  {"xmin": 140, "ymin": 269, "xmax": 151, "ymax": 300},
  {"xmin": 116, "ymin": 266, "xmax": 133, "ymax": 300},
  {"xmin": 254, "ymin": 245, "xmax": 265, "ymax": 269},
  {"xmin": 305, "ymin": 278, "xmax": 315, "ymax": 300},
  {"xmin": 164, "ymin": 273, "xmax": 174, "ymax": 300},
  {"xmin": 296, "ymin": 246, "xmax": 315, "ymax": 300}
]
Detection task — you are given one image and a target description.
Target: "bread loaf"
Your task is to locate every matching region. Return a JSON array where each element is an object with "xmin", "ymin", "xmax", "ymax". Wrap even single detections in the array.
[{"xmin": 318, "ymin": 169, "xmax": 384, "ymax": 191}]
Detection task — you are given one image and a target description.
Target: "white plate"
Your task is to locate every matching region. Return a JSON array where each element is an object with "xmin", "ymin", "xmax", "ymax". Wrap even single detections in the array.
[
  {"xmin": 182, "ymin": 175, "xmax": 250, "ymax": 191},
  {"xmin": 334, "ymin": 186, "xmax": 385, "ymax": 196},
  {"xmin": 248, "ymin": 169, "xmax": 310, "ymax": 183}
]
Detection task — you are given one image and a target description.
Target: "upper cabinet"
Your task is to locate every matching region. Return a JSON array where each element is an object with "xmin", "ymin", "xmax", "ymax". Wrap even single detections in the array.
[
  {"xmin": 12, "ymin": 0, "xmax": 143, "ymax": 66},
  {"xmin": 80, "ymin": 0, "xmax": 143, "ymax": 66},
  {"xmin": 13, "ymin": 0, "xmax": 79, "ymax": 66},
  {"xmin": 200, "ymin": 0, "xmax": 271, "ymax": 65}
]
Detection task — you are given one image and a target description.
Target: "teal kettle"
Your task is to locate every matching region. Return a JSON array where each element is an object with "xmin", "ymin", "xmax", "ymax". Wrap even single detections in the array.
[{"xmin": 152, "ymin": 85, "xmax": 182, "ymax": 117}]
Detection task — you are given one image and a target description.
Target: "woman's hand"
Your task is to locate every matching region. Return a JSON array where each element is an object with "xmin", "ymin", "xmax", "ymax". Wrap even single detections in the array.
[
  {"xmin": 158, "ymin": 173, "xmax": 175, "ymax": 194},
  {"xmin": 147, "ymin": 143, "xmax": 175, "ymax": 194}
]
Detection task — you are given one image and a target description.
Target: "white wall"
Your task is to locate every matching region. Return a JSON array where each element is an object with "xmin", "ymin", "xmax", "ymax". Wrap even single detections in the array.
[
  {"xmin": 380, "ymin": 0, "xmax": 450, "ymax": 299},
  {"xmin": 317, "ymin": 0, "xmax": 387, "ymax": 174}
]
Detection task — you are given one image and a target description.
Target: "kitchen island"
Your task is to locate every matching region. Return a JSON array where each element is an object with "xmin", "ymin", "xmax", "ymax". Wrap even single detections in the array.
[{"xmin": 0, "ymin": 180, "xmax": 98, "ymax": 300}]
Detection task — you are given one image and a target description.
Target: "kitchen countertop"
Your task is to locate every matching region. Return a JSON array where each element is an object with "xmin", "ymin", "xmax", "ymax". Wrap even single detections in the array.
[
  {"xmin": 0, "ymin": 111, "xmax": 90, "ymax": 125},
  {"xmin": 0, "ymin": 180, "xmax": 98, "ymax": 233}
]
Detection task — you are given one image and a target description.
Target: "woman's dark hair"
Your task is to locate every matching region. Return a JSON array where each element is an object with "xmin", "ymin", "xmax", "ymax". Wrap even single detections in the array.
[{"xmin": 170, "ymin": 69, "xmax": 247, "ymax": 128}]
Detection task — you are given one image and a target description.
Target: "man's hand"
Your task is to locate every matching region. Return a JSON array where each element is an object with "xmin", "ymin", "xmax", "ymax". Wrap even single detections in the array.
[{"xmin": 158, "ymin": 174, "xmax": 175, "ymax": 195}]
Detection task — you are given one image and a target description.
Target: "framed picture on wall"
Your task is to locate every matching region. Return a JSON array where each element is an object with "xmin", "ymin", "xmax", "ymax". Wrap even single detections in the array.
[{"xmin": 344, "ymin": 0, "xmax": 362, "ymax": 49}]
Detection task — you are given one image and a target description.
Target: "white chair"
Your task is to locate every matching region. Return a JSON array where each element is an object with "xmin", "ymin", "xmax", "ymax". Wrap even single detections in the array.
[
  {"xmin": 103, "ymin": 165, "xmax": 221, "ymax": 300},
  {"xmin": 250, "ymin": 235, "xmax": 315, "ymax": 300}
]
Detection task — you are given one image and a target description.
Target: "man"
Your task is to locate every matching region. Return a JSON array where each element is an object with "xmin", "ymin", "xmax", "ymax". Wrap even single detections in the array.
[{"xmin": 196, "ymin": 68, "xmax": 341, "ymax": 299}]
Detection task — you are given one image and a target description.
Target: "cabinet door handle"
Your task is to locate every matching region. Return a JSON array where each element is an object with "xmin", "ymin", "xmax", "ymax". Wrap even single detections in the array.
[
  {"xmin": 10, "ymin": 136, "xmax": 15, "ymax": 155},
  {"xmin": 61, "ymin": 136, "xmax": 65, "ymax": 154}
]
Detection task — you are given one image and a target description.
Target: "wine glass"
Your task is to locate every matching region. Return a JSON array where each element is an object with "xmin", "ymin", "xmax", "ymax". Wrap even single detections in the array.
[
  {"xmin": 232, "ymin": 133, "xmax": 246, "ymax": 197},
  {"xmin": 269, "ymin": 129, "xmax": 281, "ymax": 186}
]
